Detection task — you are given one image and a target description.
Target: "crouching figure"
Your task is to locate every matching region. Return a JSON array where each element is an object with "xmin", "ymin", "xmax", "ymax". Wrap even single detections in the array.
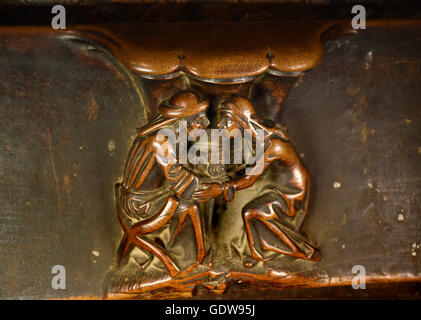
[
  {"xmin": 195, "ymin": 96, "xmax": 319, "ymax": 266},
  {"xmin": 115, "ymin": 91, "xmax": 217, "ymax": 277}
]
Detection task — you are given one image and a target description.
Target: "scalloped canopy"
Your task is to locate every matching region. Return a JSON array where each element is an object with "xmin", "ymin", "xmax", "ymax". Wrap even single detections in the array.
[{"xmin": 70, "ymin": 21, "xmax": 340, "ymax": 80}]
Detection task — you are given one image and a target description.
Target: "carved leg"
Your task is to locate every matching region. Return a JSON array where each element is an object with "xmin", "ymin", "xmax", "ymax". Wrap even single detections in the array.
[
  {"xmin": 188, "ymin": 205, "xmax": 207, "ymax": 264},
  {"xmin": 258, "ymin": 220, "xmax": 318, "ymax": 261},
  {"xmin": 117, "ymin": 196, "xmax": 182, "ymax": 276},
  {"xmin": 117, "ymin": 233, "xmax": 131, "ymax": 267},
  {"xmin": 243, "ymin": 202, "xmax": 317, "ymax": 265},
  {"xmin": 172, "ymin": 205, "xmax": 207, "ymax": 277},
  {"xmin": 242, "ymin": 208, "xmax": 270, "ymax": 263},
  {"xmin": 264, "ymin": 201, "xmax": 317, "ymax": 260},
  {"xmin": 132, "ymin": 236, "xmax": 180, "ymax": 277},
  {"xmin": 170, "ymin": 207, "xmax": 189, "ymax": 247}
]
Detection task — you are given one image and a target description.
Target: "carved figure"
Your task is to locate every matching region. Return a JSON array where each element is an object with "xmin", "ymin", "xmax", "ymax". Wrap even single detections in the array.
[
  {"xmin": 207, "ymin": 96, "xmax": 319, "ymax": 265},
  {"xmin": 115, "ymin": 92, "xmax": 318, "ymax": 285},
  {"xmin": 116, "ymin": 91, "xmax": 222, "ymax": 277}
]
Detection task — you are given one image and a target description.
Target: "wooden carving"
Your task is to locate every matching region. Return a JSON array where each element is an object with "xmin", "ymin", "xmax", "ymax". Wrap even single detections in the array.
[
  {"xmin": 60, "ymin": 21, "xmax": 353, "ymax": 297},
  {"xmin": 215, "ymin": 96, "xmax": 318, "ymax": 264},
  {"xmin": 112, "ymin": 89, "xmax": 319, "ymax": 295},
  {"xmin": 115, "ymin": 92, "xmax": 210, "ymax": 278}
]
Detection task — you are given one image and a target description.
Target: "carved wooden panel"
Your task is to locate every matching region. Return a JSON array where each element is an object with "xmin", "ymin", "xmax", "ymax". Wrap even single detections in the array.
[{"xmin": 0, "ymin": 6, "xmax": 420, "ymax": 299}]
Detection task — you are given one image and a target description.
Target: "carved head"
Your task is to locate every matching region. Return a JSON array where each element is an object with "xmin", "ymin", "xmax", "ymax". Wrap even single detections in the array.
[
  {"xmin": 217, "ymin": 96, "xmax": 256, "ymax": 137},
  {"xmin": 159, "ymin": 91, "xmax": 208, "ymax": 118},
  {"xmin": 160, "ymin": 91, "xmax": 210, "ymax": 137},
  {"xmin": 137, "ymin": 91, "xmax": 210, "ymax": 137}
]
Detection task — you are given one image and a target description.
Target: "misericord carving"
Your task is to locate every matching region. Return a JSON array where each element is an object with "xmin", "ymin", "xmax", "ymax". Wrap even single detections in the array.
[{"xmin": 112, "ymin": 90, "xmax": 319, "ymax": 296}]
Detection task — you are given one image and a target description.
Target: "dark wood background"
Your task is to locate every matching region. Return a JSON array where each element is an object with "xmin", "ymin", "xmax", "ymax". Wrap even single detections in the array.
[{"xmin": 0, "ymin": 1, "xmax": 420, "ymax": 299}]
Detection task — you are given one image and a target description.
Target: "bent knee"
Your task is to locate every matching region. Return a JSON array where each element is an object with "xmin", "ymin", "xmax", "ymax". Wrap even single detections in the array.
[{"xmin": 242, "ymin": 206, "xmax": 258, "ymax": 220}]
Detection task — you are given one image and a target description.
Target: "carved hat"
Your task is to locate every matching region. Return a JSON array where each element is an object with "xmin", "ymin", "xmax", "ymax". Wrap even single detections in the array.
[
  {"xmin": 220, "ymin": 95, "xmax": 289, "ymax": 140},
  {"xmin": 159, "ymin": 91, "xmax": 209, "ymax": 118},
  {"xmin": 220, "ymin": 96, "xmax": 257, "ymax": 128},
  {"xmin": 137, "ymin": 91, "xmax": 209, "ymax": 136}
]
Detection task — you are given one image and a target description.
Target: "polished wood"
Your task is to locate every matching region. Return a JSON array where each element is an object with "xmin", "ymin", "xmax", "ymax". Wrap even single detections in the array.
[
  {"xmin": 110, "ymin": 85, "xmax": 321, "ymax": 296},
  {"xmin": 1, "ymin": 18, "xmax": 420, "ymax": 299},
  {"xmin": 70, "ymin": 22, "xmax": 347, "ymax": 79}
]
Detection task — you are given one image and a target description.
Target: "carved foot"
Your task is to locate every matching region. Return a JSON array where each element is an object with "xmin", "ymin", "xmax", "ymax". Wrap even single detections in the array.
[
  {"xmin": 244, "ymin": 250, "xmax": 270, "ymax": 268},
  {"xmin": 303, "ymin": 243, "xmax": 320, "ymax": 262}
]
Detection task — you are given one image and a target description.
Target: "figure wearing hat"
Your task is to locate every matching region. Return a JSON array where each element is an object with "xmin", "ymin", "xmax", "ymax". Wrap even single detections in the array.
[
  {"xmin": 195, "ymin": 95, "xmax": 319, "ymax": 265},
  {"xmin": 115, "ymin": 91, "xmax": 217, "ymax": 277}
]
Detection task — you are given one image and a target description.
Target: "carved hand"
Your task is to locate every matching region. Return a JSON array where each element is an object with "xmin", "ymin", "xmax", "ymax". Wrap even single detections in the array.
[{"xmin": 192, "ymin": 183, "xmax": 224, "ymax": 202}]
